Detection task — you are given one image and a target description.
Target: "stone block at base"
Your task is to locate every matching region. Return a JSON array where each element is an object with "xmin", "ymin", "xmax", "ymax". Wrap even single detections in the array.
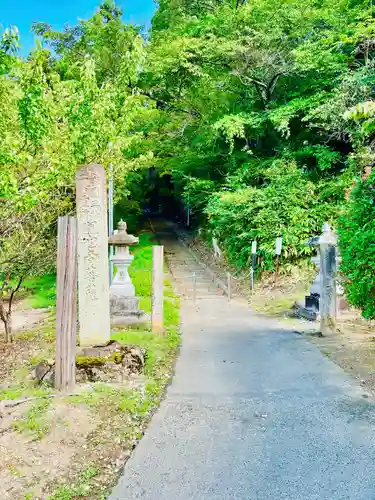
[
  {"xmin": 110, "ymin": 295, "xmax": 147, "ymax": 327},
  {"xmin": 111, "ymin": 314, "xmax": 150, "ymax": 327},
  {"xmin": 293, "ymin": 300, "xmax": 319, "ymax": 321}
]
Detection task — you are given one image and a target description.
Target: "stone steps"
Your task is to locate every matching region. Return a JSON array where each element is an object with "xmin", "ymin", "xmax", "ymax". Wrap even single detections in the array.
[
  {"xmin": 177, "ymin": 285, "xmax": 222, "ymax": 294},
  {"xmin": 153, "ymin": 222, "xmax": 226, "ymax": 300},
  {"xmin": 163, "ymin": 247, "xmax": 224, "ymax": 299},
  {"xmin": 172, "ymin": 274, "xmax": 213, "ymax": 282}
]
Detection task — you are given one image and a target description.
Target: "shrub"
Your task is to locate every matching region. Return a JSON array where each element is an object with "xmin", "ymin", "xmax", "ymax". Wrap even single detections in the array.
[
  {"xmin": 114, "ymin": 199, "xmax": 143, "ymax": 232},
  {"xmin": 337, "ymin": 170, "xmax": 375, "ymax": 319},
  {"xmin": 205, "ymin": 160, "xmax": 336, "ymax": 270}
]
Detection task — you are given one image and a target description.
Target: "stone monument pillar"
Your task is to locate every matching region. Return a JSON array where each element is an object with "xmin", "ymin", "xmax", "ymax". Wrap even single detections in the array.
[
  {"xmin": 76, "ymin": 164, "xmax": 111, "ymax": 347},
  {"xmin": 109, "ymin": 220, "xmax": 144, "ymax": 325},
  {"xmin": 295, "ymin": 222, "xmax": 348, "ymax": 321},
  {"xmin": 319, "ymin": 222, "xmax": 337, "ymax": 335}
]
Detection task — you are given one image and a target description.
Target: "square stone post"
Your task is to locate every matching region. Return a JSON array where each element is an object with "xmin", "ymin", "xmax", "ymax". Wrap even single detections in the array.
[
  {"xmin": 76, "ymin": 164, "xmax": 111, "ymax": 347},
  {"xmin": 319, "ymin": 222, "xmax": 337, "ymax": 336}
]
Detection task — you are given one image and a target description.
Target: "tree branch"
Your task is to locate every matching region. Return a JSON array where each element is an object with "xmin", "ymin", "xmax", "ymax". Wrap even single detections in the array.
[
  {"xmin": 8, "ymin": 275, "xmax": 25, "ymax": 314},
  {"xmin": 215, "ymin": 84, "xmax": 248, "ymax": 98},
  {"xmin": 266, "ymin": 72, "xmax": 285, "ymax": 102},
  {"xmin": 235, "ymin": 0, "xmax": 247, "ymax": 8},
  {"xmin": 128, "ymin": 80, "xmax": 201, "ymax": 117}
]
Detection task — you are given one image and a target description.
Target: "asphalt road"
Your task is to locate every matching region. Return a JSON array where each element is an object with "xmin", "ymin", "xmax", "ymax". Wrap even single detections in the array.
[{"xmin": 110, "ymin": 298, "xmax": 375, "ymax": 500}]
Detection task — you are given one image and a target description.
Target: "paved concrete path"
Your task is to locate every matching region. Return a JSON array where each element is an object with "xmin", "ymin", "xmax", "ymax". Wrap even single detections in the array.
[{"xmin": 110, "ymin": 233, "xmax": 375, "ymax": 500}]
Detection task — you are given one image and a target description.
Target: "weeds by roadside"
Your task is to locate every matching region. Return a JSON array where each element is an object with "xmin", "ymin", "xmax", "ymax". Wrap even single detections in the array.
[
  {"xmin": 13, "ymin": 398, "xmax": 52, "ymax": 440},
  {"xmin": 47, "ymin": 467, "xmax": 100, "ymax": 500},
  {"xmin": 0, "ymin": 231, "xmax": 181, "ymax": 500}
]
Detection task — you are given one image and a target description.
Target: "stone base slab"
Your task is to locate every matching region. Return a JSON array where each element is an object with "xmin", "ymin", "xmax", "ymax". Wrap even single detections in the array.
[
  {"xmin": 111, "ymin": 313, "xmax": 150, "ymax": 327},
  {"xmin": 110, "ymin": 295, "xmax": 146, "ymax": 326}
]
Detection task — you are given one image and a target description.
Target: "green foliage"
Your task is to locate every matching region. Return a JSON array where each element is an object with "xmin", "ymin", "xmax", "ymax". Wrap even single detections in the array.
[
  {"xmin": 0, "ymin": 26, "xmax": 19, "ymax": 74},
  {"xmin": 345, "ymin": 100, "xmax": 375, "ymax": 136},
  {"xmin": 212, "ymin": 113, "xmax": 264, "ymax": 153},
  {"xmin": 0, "ymin": 5, "xmax": 149, "ymax": 329},
  {"xmin": 22, "ymin": 274, "xmax": 56, "ymax": 309},
  {"xmin": 337, "ymin": 172, "xmax": 375, "ymax": 319},
  {"xmin": 2, "ymin": 0, "xmax": 375, "ymax": 318},
  {"xmin": 142, "ymin": 0, "xmax": 375, "ymax": 316},
  {"xmin": 206, "ymin": 160, "xmax": 334, "ymax": 269},
  {"xmin": 183, "ymin": 178, "xmax": 217, "ymax": 220},
  {"xmin": 114, "ymin": 199, "xmax": 143, "ymax": 233}
]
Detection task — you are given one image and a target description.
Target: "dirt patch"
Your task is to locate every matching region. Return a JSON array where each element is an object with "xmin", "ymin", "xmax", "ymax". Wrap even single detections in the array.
[
  {"xmin": 0, "ymin": 231, "xmax": 180, "ymax": 499},
  {"xmin": 0, "ymin": 317, "xmax": 178, "ymax": 499},
  {"xmin": 0, "ymin": 400, "xmax": 95, "ymax": 499},
  {"xmin": 0, "ymin": 301, "xmax": 49, "ymax": 340},
  {"xmin": 0, "ymin": 323, "xmax": 55, "ymax": 384},
  {"xmin": 0, "ymin": 319, "xmax": 150, "ymax": 500},
  {"xmin": 0, "ymin": 372, "xmax": 151, "ymax": 499},
  {"xmin": 308, "ymin": 317, "xmax": 375, "ymax": 394}
]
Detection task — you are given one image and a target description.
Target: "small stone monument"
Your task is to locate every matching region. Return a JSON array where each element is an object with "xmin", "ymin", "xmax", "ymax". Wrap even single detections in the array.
[
  {"xmin": 295, "ymin": 223, "xmax": 348, "ymax": 321},
  {"xmin": 76, "ymin": 164, "xmax": 111, "ymax": 347},
  {"xmin": 109, "ymin": 220, "xmax": 144, "ymax": 325}
]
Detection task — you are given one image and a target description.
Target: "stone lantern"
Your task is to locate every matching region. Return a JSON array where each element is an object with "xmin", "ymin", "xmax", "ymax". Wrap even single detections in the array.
[{"xmin": 108, "ymin": 220, "xmax": 144, "ymax": 325}]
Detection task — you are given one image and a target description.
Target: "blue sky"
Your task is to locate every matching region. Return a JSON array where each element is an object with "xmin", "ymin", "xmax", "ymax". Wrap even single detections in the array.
[{"xmin": 0, "ymin": 0, "xmax": 157, "ymax": 55}]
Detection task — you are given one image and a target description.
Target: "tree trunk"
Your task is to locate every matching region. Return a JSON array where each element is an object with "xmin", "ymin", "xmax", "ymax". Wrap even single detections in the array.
[
  {"xmin": 3, "ymin": 311, "xmax": 12, "ymax": 343},
  {"xmin": 1, "ymin": 276, "xmax": 23, "ymax": 343},
  {"xmin": 0, "ymin": 301, "xmax": 13, "ymax": 343},
  {"xmin": 4, "ymin": 311, "xmax": 13, "ymax": 343}
]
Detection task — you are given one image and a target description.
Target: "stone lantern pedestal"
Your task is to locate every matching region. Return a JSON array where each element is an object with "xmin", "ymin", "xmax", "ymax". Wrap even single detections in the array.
[{"xmin": 109, "ymin": 220, "xmax": 144, "ymax": 326}]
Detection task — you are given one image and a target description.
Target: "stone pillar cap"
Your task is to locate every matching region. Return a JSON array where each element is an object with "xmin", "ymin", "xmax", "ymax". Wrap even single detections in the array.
[{"xmin": 319, "ymin": 221, "xmax": 337, "ymax": 245}]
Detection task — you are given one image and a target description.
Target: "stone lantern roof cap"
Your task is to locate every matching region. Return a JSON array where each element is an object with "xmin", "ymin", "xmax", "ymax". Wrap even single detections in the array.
[{"xmin": 108, "ymin": 220, "xmax": 139, "ymax": 246}]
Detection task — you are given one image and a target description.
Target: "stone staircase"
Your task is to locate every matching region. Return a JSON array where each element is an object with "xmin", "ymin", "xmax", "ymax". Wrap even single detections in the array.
[{"xmin": 154, "ymin": 223, "xmax": 226, "ymax": 300}]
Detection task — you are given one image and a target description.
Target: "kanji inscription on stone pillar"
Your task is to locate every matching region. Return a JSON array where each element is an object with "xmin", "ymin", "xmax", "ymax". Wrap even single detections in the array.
[{"xmin": 76, "ymin": 164, "xmax": 110, "ymax": 346}]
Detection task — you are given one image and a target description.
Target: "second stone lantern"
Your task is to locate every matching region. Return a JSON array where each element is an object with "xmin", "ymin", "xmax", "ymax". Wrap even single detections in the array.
[{"xmin": 108, "ymin": 220, "xmax": 144, "ymax": 325}]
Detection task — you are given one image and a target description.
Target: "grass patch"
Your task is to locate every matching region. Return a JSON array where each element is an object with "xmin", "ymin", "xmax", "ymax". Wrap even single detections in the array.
[
  {"xmin": 13, "ymin": 398, "xmax": 52, "ymax": 440},
  {"xmin": 164, "ymin": 297, "xmax": 180, "ymax": 328},
  {"xmin": 67, "ymin": 384, "xmax": 137, "ymax": 410},
  {"xmin": 112, "ymin": 325, "xmax": 179, "ymax": 378},
  {"xmin": 129, "ymin": 233, "xmax": 154, "ymax": 299},
  {"xmin": 251, "ymin": 295, "xmax": 300, "ymax": 316},
  {"xmin": 0, "ymin": 384, "xmax": 53, "ymax": 401},
  {"xmin": 139, "ymin": 297, "xmax": 151, "ymax": 314},
  {"xmin": 48, "ymin": 466, "xmax": 99, "ymax": 500},
  {"xmin": 22, "ymin": 274, "xmax": 56, "ymax": 309}
]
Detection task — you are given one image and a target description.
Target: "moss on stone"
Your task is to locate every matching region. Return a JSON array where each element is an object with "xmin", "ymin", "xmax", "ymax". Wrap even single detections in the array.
[
  {"xmin": 75, "ymin": 356, "xmax": 107, "ymax": 368},
  {"xmin": 75, "ymin": 352, "xmax": 124, "ymax": 368},
  {"xmin": 110, "ymin": 352, "xmax": 123, "ymax": 364}
]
